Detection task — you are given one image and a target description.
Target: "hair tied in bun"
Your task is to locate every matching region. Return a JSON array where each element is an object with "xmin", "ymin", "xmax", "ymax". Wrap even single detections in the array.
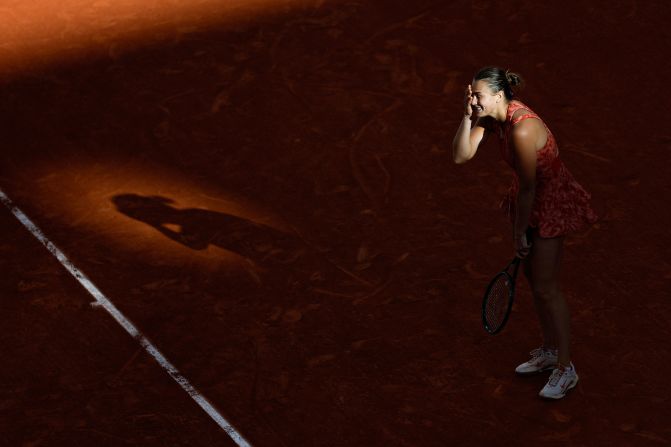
[{"xmin": 473, "ymin": 66, "xmax": 523, "ymax": 100}]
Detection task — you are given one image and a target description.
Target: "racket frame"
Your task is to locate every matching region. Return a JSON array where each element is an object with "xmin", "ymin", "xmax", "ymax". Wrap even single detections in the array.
[{"xmin": 482, "ymin": 256, "xmax": 522, "ymax": 335}]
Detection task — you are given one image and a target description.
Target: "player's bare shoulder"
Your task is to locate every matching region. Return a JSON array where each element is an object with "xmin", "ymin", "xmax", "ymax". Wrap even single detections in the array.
[{"xmin": 510, "ymin": 108, "xmax": 547, "ymax": 150}]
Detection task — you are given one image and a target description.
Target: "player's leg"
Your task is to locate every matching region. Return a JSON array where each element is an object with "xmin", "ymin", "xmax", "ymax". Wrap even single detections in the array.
[
  {"xmin": 529, "ymin": 232, "xmax": 579, "ymax": 398},
  {"xmin": 522, "ymin": 230, "xmax": 556, "ymax": 351},
  {"xmin": 515, "ymin": 227, "xmax": 557, "ymax": 375},
  {"xmin": 528, "ymin": 232, "xmax": 569, "ymax": 365}
]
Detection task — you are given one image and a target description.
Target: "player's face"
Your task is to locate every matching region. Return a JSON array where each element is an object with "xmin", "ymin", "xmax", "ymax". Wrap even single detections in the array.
[{"xmin": 470, "ymin": 80, "xmax": 502, "ymax": 117}]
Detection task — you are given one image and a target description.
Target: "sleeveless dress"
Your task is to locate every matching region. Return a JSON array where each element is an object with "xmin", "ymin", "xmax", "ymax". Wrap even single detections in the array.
[{"xmin": 493, "ymin": 101, "xmax": 598, "ymax": 238}]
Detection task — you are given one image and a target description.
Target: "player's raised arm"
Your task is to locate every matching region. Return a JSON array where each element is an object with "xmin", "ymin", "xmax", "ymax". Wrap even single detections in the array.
[{"xmin": 452, "ymin": 84, "xmax": 490, "ymax": 164}]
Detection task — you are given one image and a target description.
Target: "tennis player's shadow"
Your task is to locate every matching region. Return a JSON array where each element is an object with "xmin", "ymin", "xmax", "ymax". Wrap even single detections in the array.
[{"xmin": 111, "ymin": 193, "xmax": 306, "ymax": 266}]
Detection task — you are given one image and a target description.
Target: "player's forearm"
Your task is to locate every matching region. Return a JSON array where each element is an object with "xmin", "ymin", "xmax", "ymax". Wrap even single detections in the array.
[
  {"xmin": 452, "ymin": 115, "xmax": 473, "ymax": 163},
  {"xmin": 514, "ymin": 187, "xmax": 535, "ymax": 237}
]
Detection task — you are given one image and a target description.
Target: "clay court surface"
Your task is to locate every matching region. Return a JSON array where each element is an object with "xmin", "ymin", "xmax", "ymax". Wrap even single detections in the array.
[{"xmin": 1, "ymin": 1, "xmax": 670, "ymax": 445}]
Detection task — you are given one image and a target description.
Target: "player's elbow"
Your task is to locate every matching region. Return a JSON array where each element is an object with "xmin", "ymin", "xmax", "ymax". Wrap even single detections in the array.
[{"xmin": 452, "ymin": 147, "xmax": 474, "ymax": 164}]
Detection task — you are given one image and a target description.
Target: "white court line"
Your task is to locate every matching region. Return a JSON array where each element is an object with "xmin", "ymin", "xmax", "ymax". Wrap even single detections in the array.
[{"xmin": 0, "ymin": 188, "xmax": 252, "ymax": 447}]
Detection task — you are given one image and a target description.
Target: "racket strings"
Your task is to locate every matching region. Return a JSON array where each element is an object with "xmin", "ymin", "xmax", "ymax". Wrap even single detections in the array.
[{"xmin": 484, "ymin": 275, "xmax": 512, "ymax": 331}]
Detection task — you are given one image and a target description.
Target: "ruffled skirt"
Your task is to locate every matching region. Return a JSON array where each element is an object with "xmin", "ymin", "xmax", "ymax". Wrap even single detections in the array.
[{"xmin": 500, "ymin": 161, "xmax": 598, "ymax": 238}]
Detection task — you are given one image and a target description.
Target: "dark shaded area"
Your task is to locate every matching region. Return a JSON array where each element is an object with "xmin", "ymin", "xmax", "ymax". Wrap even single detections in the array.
[
  {"xmin": 1, "ymin": 0, "xmax": 670, "ymax": 446},
  {"xmin": 0, "ymin": 203, "xmax": 236, "ymax": 447}
]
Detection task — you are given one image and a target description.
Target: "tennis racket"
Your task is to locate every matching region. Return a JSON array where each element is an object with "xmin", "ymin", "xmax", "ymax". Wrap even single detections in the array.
[{"xmin": 482, "ymin": 256, "xmax": 521, "ymax": 334}]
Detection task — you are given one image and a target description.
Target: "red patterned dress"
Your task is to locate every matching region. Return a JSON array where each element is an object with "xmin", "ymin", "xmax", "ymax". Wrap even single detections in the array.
[{"xmin": 494, "ymin": 101, "xmax": 598, "ymax": 238}]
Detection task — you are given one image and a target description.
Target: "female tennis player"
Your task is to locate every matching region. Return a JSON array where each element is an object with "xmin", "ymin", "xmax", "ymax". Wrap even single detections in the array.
[{"xmin": 452, "ymin": 66, "xmax": 597, "ymax": 399}]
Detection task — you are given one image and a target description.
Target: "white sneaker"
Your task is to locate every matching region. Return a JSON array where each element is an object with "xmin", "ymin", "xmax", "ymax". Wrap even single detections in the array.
[
  {"xmin": 539, "ymin": 363, "xmax": 579, "ymax": 399},
  {"xmin": 515, "ymin": 347, "xmax": 558, "ymax": 375}
]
